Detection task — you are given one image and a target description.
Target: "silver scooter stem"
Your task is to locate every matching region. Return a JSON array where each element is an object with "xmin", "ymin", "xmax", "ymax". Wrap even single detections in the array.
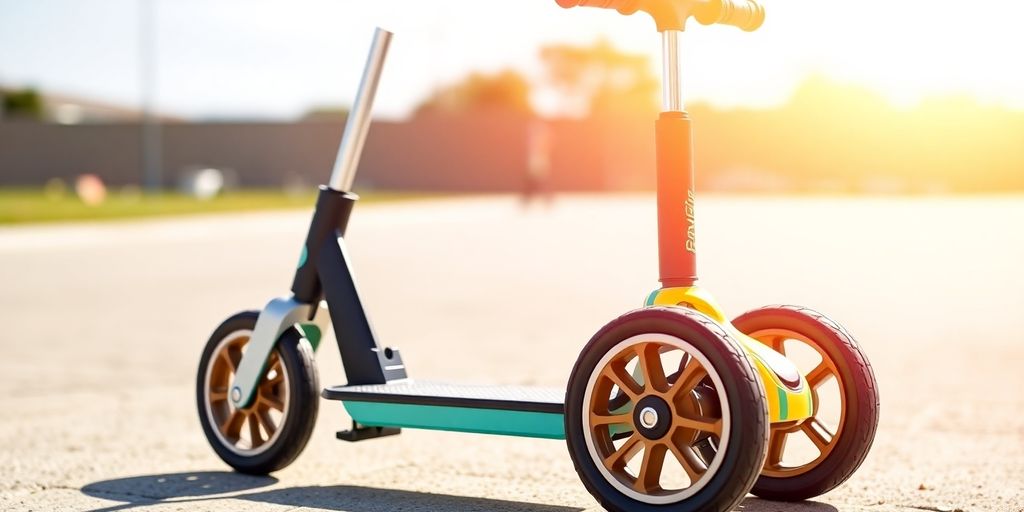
[
  {"xmin": 328, "ymin": 27, "xmax": 393, "ymax": 192},
  {"xmin": 661, "ymin": 30, "xmax": 683, "ymax": 112}
]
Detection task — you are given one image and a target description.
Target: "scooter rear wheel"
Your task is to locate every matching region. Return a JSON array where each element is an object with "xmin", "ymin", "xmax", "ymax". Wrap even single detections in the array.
[
  {"xmin": 196, "ymin": 311, "xmax": 320, "ymax": 474},
  {"xmin": 566, "ymin": 307, "xmax": 768, "ymax": 512},
  {"xmin": 733, "ymin": 306, "xmax": 879, "ymax": 501}
]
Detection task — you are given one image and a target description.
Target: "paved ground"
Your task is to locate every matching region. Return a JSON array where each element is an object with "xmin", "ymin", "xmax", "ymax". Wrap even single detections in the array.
[{"xmin": 1, "ymin": 195, "xmax": 1022, "ymax": 512}]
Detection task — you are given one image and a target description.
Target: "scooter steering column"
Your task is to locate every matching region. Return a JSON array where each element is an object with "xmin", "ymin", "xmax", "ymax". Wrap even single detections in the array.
[
  {"xmin": 329, "ymin": 27, "xmax": 392, "ymax": 192},
  {"xmin": 656, "ymin": 30, "xmax": 698, "ymax": 287}
]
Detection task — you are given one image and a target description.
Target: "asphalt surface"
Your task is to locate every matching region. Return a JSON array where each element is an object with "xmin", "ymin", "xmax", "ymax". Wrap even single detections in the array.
[{"xmin": 1, "ymin": 195, "xmax": 1022, "ymax": 512}]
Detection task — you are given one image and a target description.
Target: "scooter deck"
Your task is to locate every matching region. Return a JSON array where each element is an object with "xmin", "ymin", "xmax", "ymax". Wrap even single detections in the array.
[{"xmin": 323, "ymin": 381, "xmax": 566, "ymax": 439}]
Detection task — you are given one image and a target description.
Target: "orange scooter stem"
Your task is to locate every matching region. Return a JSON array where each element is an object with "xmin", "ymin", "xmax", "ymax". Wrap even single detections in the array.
[{"xmin": 656, "ymin": 110, "xmax": 698, "ymax": 287}]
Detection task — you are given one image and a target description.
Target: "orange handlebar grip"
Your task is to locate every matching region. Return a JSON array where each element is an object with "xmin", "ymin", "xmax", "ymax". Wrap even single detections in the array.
[
  {"xmin": 555, "ymin": 0, "xmax": 632, "ymax": 8},
  {"xmin": 694, "ymin": 0, "xmax": 765, "ymax": 32},
  {"xmin": 555, "ymin": 0, "xmax": 764, "ymax": 32}
]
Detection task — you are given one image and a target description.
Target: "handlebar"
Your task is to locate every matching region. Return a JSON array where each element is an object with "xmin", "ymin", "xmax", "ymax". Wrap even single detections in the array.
[
  {"xmin": 693, "ymin": 0, "xmax": 764, "ymax": 32},
  {"xmin": 555, "ymin": 0, "xmax": 764, "ymax": 32}
]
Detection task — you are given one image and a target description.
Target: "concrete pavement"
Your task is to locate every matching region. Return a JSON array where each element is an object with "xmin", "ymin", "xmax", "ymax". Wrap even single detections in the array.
[{"xmin": 1, "ymin": 195, "xmax": 1022, "ymax": 511}]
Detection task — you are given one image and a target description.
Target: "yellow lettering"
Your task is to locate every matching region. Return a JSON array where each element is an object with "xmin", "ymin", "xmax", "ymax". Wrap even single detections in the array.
[{"xmin": 684, "ymin": 189, "xmax": 696, "ymax": 253}]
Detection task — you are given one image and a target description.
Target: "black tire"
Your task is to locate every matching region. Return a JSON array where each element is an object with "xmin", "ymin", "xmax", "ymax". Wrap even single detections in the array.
[
  {"xmin": 196, "ymin": 311, "xmax": 319, "ymax": 475},
  {"xmin": 733, "ymin": 306, "xmax": 879, "ymax": 501},
  {"xmin": 566, "ymin": 307, "xmax": 769, "ymax": 512}
]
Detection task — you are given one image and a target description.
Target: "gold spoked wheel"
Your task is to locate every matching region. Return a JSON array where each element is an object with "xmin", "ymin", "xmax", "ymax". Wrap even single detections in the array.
[
  {"xmin": 204, "ymin": 330, "xmax": 290, "ymax": 456},
  {"xmin": 568, "ymin": 308, "xmax": 769, "ymax": 512},
  {"xmin": 751, "ymin": 328, "xmax": 842, "ymax": 478},
  {"xmin": 583, "ymin": 334, "xmax": 731, "ymax": 504},
  {"xmin": 198, "ymin": 311, "xmax": 319, "ymax": 475}
]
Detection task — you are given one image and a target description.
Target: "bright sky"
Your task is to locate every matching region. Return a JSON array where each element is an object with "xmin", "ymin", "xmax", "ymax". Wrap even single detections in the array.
[{"xmin": 1, "ymin": 0, "xmax": 1023, "ymax": 120}]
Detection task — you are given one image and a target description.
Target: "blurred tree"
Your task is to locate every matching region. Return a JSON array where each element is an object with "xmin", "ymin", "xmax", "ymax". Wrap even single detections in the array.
[
  {"xmin": 301, "ymin": 106, "xmax": 350, "ymax": 122},
  {"xmin": 415, "ymin": 70, "xmax": 533, "ymax": 116},
  {"xmin": 687, "ymin": 75, "xmax": 1024, "ymax": 193},
  {"xmin": 2, "ymin": 88, "xmax": 44, "ymax": 121},
  {"xmin": 541, "ymin": 39, "xmax": 659, "ymax": 117}
]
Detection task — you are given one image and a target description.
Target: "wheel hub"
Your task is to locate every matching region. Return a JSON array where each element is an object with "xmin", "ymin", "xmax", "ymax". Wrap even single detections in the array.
[
  {"xmin": 639, "ymin": 407, "xmax": 658, "ymax": 428},
  {"xmin": 633, "ymin": 395, "xmax": 672, "ymax": 440}
]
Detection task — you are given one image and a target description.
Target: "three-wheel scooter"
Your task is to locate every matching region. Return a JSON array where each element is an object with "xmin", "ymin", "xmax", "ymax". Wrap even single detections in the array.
[{"xmin": 196, "ymin": 1, "xmax": 879, "ymax": 510}]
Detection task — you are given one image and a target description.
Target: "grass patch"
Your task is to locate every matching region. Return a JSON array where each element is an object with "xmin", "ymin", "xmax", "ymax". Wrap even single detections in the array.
[{"xmin": 0, "ymin": 188, "xmax": 436, "ymax": 225}]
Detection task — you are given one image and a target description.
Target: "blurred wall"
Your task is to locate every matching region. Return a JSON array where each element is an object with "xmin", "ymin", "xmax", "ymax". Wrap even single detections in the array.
[
  {"xmin": 0, "ymin": 115, "xmax": 655, "ymax": 192},
  {"xmin": 4, "ymin": 103, "xmax": 1021, "ymax": 194}
]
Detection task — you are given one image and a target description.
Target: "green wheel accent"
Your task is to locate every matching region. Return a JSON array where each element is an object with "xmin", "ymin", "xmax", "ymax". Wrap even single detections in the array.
[
  {"xmin": 298, "ymin": 323, "xmax": 322, "ymax": 351},
  {"xmin": 342, "ymin": 401, "xmax": 565, "ymax": 439},
  {"xmin": 776, "ymin": 386, "xmax": 789, "ymax": 420},
  {"xmin": 297, "ymin": 245, "xmax": 308, "ymax": 269}
]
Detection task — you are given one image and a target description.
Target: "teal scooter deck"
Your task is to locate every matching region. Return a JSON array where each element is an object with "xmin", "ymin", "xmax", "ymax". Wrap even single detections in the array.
[{"xmin": 322, "ymin": 382, "xmax": 566, "ymax": 439}]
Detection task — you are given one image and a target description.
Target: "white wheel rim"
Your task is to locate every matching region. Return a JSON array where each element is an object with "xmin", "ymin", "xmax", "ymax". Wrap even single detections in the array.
[
  {"xmin": 203, "ymin": 329, "xmax": 290, "ymax": 456},
  {"xmin": 581, "ymin": 333, "xmax": 733, "ymax": 505}
]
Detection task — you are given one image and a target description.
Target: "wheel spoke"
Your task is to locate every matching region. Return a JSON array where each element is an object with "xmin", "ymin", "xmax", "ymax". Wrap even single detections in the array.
[
  {"xmin": 260, "ymin": 394, "xmax": 285, "ymax": 412},
  {"xmin": 635, "ymin": 344, "xmax": 668, "ymax": 393},
  {"xmin": 209, "ymin": 386, "xmax": 229, "ymax": 402},
  {"xmin": 667, "ymin": 439, "xmax": 707, "ymax": 482},
  {"xmin": 220, "ymin": 409, "xmax": 246, "ymax": 439},
  {"xmin": 805, "ymin": 361, "xmax": 833, "ymax": 389},
  {"xmin": 218, "ymin": 351, "xmax": 235, "ymax": 373},
  {"xmin": 256, "ymin": 407, "xmax": 277, "ymax": 437},
  {"xmin": 634, "ymin": 442, "xmax": 667, "ymax": 493},
  {"xmin": 675, "ymin": 415, "xmax": 723, "ymax": 437},
  {"xmin": 766, "ymin": 429, "xmax": 788, "ymax": 468},
  {"xmin": 590, "ymin": 412, "xmax": 633, "ymax": 427},
  {"xmin": 226, "ymin": 345, "xmax": 243, "ymax": 371},
  {"xmin": 802, "ymin": 418, "xmax": 834, "ymax": 452},
  {"xmin": 604, "ymin": 433, "xmax": 643, "ymax": 471},
  {"xmin": 604, "ymin": 360, "xmax": 643, "ymax": 400},
  {"xmin": 248, "ymin": 414, "xmax": 263, "ymax": 447},
  {"xmin": 669, "ymin": 356, "xmax": 707, "ymax": 401}
]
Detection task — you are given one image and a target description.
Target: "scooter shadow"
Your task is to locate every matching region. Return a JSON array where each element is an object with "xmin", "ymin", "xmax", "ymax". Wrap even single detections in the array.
[
  {"xmin": 81, "ymin": 472, "xmax": 837, "ymax": 512},
  {"xmin": 81, "ymin": 471, "xmax": 583, "ymax": 512},
  {"xmin": 80, "ymin": 472, "xmax": 276, "ymax": 512},
  {"xmin": 740, "ymin": 498, "xmax": 839, "ymax": 512}
]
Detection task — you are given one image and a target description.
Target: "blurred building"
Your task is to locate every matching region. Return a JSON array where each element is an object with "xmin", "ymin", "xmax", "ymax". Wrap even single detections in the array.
[
  {"xmin": 0, "ymin": 113, "xmax": 644, "ymax": 192},
  {"xmin": 0, "ymin": 86, "xmax": 181, "ymax": 124}
]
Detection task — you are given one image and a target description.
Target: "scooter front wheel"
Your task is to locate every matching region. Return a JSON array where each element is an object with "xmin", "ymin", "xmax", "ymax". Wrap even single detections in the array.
[
  {"xmin": 196, "ymin": 311, "xmax": 319, "ymax": 474},
  {"xmin": 566, "ymin": 307, "xmax": 769, "ymax": 512}
]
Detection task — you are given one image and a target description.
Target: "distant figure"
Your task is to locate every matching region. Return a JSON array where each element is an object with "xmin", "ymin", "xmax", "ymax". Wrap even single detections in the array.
[{"xmin": 522, "ymin": 120, "xmax": 554, "ymax": 208}]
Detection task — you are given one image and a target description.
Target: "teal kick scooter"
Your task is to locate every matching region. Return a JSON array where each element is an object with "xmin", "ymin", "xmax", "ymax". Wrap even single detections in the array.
[{"xmin": 196, "ymin": 2, "xmax": 879, "ymax": 510}]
